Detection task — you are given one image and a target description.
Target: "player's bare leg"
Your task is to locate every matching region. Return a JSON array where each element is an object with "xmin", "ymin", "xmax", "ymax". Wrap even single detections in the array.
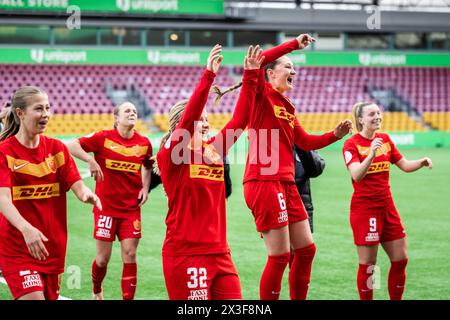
[{"xmin": 17, "ymin": 291, "xmax": 45, "ymax": 300}]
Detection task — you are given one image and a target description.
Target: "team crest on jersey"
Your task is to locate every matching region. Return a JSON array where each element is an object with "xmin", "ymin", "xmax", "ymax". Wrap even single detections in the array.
[
  {"xmin": 45, "ymin": 154, "xmax": 57, "ymax": 173},
  {"xmin": 133, "ymin": 219, "xmax": 141, "ymax": 231}
]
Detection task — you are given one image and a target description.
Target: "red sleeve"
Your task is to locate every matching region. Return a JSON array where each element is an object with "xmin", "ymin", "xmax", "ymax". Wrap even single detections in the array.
[
  {"xmin": 387, "ymin": 135, "xmax": 403, "ymax": 164},
  {"xmin": 142, "ymin": 139, "xmax": 153, "ymax": 169},
  {"xmin": 172, "ymin": 69, "xmax": 216, "ymax": 140},
  {"xmin": 294, "ymin": 118, "xmax": 339, "ymax": 151},
  {"xmin": 0, "ymin": 152, "xmax": 11, "ymax": 188},
  {"xmin": 78, "ymin": 131, "xmax": 105, "ymax": 153},
  {"xmin": 256, "ymin": 39, "xmax": 300, "ymax": 94},
  {"xmin": 214, "ymin": 69, "xmax": 259, "ymax": 155},
  {"xmin": 60, "ymin": 143, "xmax": 82, "ymax": 192},
  {"xmin": 343, "ymin": 138, "xmax": 360, "ymax": 167}
]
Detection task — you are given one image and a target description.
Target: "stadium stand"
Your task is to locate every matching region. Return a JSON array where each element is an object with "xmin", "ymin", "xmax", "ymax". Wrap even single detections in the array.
[{"xmin": 1, "ymin": 64, "xmax": 447, "ymax": 134}]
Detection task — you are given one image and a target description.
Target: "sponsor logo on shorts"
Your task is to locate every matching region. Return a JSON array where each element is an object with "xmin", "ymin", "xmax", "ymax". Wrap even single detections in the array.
[
  {"xmin": 22, "ymin": 274, "xmax": 42, "ymax": 289},
  {"xmin": 19, "ymin": 270, "xmax": 31, "ymax": 276},
  {"xmin": 96, "ymin": 228, "xmax": 111, "ymax": 239},
  {"xmin": 188, "ymin": 289, "xmax": 208, "ymax": 300},
  {"xmin": 278, "ymin": 210, "xmax": 288, "ymax": 224},
  {"xmin": 12, "ymin": 183, "xmax": 60, "ymax": 200},
  {"xmin": 365, "ymin": 232, "xmax": 379, "ymax": 242}
]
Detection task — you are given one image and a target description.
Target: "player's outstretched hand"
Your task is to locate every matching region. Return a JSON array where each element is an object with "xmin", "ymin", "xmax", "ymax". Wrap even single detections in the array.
[
  {"xmin": 421, "ymin": 157, "xmax": 433, "ymax": 169},
  {"xmin": 244, "ymin": 45, "xmax": 265, "ymax": 70},
  {"xmin": 334, "ymin": 119, "xmax": 353, "ymax": 138},
  {"xmin": 82, "ymin": 189, "xmax": 102, "ymax": 211},
  {"xmin": 296, "ymin": 34, "xmax": 316, "ymax": 50},
  {"xmin": 207, "ymin": 44, "xmax": 223, "ymax": 74}
]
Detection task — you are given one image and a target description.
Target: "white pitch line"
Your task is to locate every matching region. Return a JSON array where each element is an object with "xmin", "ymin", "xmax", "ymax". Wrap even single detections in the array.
[{"xmin": 0, "ymin": 276, "xmax": 72, "ymax": 300}]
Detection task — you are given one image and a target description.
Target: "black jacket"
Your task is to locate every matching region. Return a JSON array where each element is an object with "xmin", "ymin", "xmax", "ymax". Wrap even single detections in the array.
[
  {"xmin": 149, "ymin": 156, "xmax": 232, "ymax": 199},
  {"xmin": 293, "ymin": 146, "xmax": 325, "ymax": 232}
]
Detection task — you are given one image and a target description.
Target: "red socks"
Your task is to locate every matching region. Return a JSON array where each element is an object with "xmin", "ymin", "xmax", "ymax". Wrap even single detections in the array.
[
  {"xmin": 260, "ymin": 253, "xmax": 290, "ymax": 300},
  {"xmin": 289, "ymin": 243, "xmax": 316, "ymax": 300},
  {"xmin": 357, "ymin": 263, "xmax": 374, "ymax": 300},
  {"xmin": 122, "ymin": 263, "xmax": 137, "ymax": 300},
  {"xmin": 388, "ymin": 259, "xmax": 408, "ymax": 300},
  {"xmin": 92, "ymin": 260, "xmax": 107, "ymax": 294}
]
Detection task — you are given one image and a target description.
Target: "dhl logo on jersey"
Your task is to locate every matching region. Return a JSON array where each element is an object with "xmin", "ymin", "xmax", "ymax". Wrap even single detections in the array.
[
  {"xmin": 105, "ymin": 159, "xmax": 141, "ymax": 173},
  {"xmin": 12, "ymin": 183, "xmax": 60, "ymax": 200},
  {"xmin": 7, "ymin": 152, "xmax": 65, "ymax": 177},
  {"xmin": 274, "ymin": 105, "xmax": 295, "ymax": 128},
  {"xmin": 367, "ymin": 161, "xmax": 390, "ymax": 174},
  {"xmin": 190, "ymin": 165, "xmax": 224, "ymax": 181},
  {"xmin": 104, "ymin": 139, "xmax": 148, "ymax": 157},
  {"xmin": 357, "ymin": 143, "xmax": 391, "ymax": 158}
]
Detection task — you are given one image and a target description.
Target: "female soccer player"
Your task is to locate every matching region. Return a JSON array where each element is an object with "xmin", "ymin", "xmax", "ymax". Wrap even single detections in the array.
[
  {"xmin": 67, "ymin": 102, "xmax": 152, "ymax": 300},
  {"xmin": 155, "ymin": 44, "xmax": 263, "ymax": 300},
  {"xmin": 343, "ymin": 102, "xmax": 432, "ymax": 300},
  {"xmin": 242, "ymin": 34, "xmax": 353, "ymax": 300},
  {"xmin": 0, "ymin": 86, "xmax": 101, "ymax": 300}
]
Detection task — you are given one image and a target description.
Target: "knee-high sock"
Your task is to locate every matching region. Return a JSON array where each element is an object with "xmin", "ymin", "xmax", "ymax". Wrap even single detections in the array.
[
  {"xmin": 260, "ymin": 253, "xmax": 290, "ymax": 300},
  {"xmin": 92, "ymin": 260, "xmax": 107, "ymax": 294},
  {"xmin": 357, "ymin": 263, "xmax": 375, "ymax": 300},
  {"xmin": 122, "ymin": 263, "xmax": 137, "ymax": 300},
  {"xmin": 388, "ymin": 259, "xmax": 408, "ymax": 300},
  {"xmin": 289, "ymin": 243, "xmax": 316, "ymax": 300}
]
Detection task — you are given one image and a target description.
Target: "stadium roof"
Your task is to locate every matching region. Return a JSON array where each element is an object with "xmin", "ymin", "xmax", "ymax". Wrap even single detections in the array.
[{"xmin": 227, "ymin": 0, "xmax": 450, "ymax": 12}]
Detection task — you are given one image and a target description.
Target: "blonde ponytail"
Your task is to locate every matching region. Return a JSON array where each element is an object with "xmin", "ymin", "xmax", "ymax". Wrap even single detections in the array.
[{"xmin": 210, "ymin": 82, "xmax": 242, "ymax": 107}]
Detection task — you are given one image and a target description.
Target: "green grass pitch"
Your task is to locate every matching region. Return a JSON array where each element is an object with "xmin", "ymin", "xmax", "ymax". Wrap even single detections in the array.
[{"xmin": 1, "ymin": 147, "xmax": 449, "ymax": 300}]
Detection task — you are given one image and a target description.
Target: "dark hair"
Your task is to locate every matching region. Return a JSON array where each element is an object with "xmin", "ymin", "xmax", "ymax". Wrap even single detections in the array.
[{"xmin": 264, "ymin": 59, "xmax": 283, "ymax": 81}]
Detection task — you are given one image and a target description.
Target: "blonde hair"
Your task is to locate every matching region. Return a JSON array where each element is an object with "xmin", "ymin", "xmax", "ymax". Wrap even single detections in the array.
[
  {"xmin": 153, "ymin": 99, "xmax": 188, "ymax": 175},
  {"xmin": 0, "ymin": 86, "xmax": 47, "ymax": 141},
  {"xmin": 352, "ymin": 101, "xmax": 376, "ymax": 132},
  {"xmin": 210, "ymin": 82, "xmax": 242, "ymax": 106}
]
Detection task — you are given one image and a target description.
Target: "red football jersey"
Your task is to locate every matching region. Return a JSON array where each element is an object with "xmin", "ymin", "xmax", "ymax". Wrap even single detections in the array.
[
  {"xmin": 343, "ymin": 132, "xmax": 404, "ymax": 207},
  {"xmin": 244, "ymin": 39, "xmax": 339, "ymax": 183},
  {"xmin": 0, "ymin": 135, "xmax": 81, "ymax": 275},
  {"xmin": 157, "ymin": 68, "xmax": 258, "ymax": 257},
  {"xmin": 78, "ymin": 129, "xmax": 153, "ymax": 218}
]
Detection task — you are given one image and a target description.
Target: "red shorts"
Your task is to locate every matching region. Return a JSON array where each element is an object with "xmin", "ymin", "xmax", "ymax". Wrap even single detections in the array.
[
  {"xmin": 350, "ymin": 199, "xmax": 406, "ymax": 246},
  {"xmin": 2, "ymin": 270, "xmax": 61, "ymax": 300},
  {"xmin": 244, "ymin": 180, "xmax": 308, "ymax": 232},
  {"xmin": 162, "ymin": 253, "xmax": 242, "ymax": 300},
  {"xmin": 93, "ymin": 212, "xmax": 142, "ymax": 242}
]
